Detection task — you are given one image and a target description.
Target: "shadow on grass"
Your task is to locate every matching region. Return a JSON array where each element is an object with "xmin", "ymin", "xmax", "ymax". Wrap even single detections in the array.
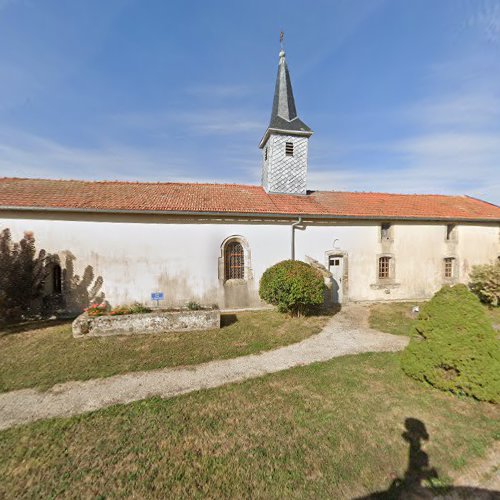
[
  {"xmin": 320, "ymin": 303, "xmax": 342, "ymax": 317},
  {"xmin": 220, "ymin": 314, "xmax": 238, "ymax": 328},
  {"xmin": 358, "ymin": 417, "xmax": 498, "ymax": 499},
  {"xmin": 0, "ymin": 318, "xmax": 74, "ymax": 337},
  {"xmin": 220, "ymin": 304, "xmax": 340, "ymax": 328}
]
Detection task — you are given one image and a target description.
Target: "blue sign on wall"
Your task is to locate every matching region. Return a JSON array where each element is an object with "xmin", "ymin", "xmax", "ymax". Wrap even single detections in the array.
[{"xmin": 151, "ymin": 292, "xmax": 164, "ymax": 301}]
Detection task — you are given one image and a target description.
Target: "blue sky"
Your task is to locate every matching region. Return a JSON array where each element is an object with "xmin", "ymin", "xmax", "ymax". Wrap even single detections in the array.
[{"xmin": 1, "ymin": 0, "xmax": 499, "ymax": 203}]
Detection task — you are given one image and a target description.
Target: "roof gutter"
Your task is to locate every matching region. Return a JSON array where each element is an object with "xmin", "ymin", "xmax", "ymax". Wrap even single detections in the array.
[{"xmin": 0, "ymin": 205, "xmax": 498, "ymax": 224}]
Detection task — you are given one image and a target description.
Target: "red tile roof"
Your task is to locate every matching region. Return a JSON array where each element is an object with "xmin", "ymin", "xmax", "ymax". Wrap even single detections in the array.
[{"xmin": 0, "ymin": 177, "xmax": 499, "ymax": 221}]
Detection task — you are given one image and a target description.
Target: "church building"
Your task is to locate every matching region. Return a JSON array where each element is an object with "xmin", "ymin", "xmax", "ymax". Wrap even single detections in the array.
[{"xmin": 0, "ymin": 47, "xmax": 499, "ymax": 311}]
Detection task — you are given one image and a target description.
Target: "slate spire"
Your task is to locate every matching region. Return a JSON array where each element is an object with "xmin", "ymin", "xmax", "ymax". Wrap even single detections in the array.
[{"xmin": 268, "ymin": 49, "xmax": 311, "ymax": 135}]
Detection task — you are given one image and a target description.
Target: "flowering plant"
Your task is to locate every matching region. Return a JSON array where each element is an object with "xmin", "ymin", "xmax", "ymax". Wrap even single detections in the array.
[{"xmin": 84, "ymin": 302, "xmax": 109, "ymax": 317}]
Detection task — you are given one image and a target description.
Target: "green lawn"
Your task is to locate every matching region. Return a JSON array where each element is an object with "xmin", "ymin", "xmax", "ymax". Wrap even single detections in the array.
[
  {"xmin": 369, "ymin": 301, "xmax": 499, "ymax": 336},
  {"xmin": 0, "ymin": 310, "xmax": 329, "ymax": 393},
  {"xmin": 368, "ymin": 302, "xmax": 418, "ymax": 336},
  {"xmin": 1, "ymin": 352, "xmax": 498, "ymax": 498}
]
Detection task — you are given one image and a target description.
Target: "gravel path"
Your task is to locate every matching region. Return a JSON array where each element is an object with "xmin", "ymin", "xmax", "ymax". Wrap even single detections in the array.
[{"xmin": 0, "ymin": 304, "xmax": 408, "ymax": 431}]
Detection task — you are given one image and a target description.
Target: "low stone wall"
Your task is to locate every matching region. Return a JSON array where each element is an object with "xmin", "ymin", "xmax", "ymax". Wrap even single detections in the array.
[{"xmin": 72, "ymin": 309, "xmax": 221, "ymax": 338}]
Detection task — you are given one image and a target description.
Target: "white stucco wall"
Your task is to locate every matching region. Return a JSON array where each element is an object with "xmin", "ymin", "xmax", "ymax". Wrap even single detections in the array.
[{"xmin": 1, "ymin": 212, "xmax": 498, "ymax": 308}]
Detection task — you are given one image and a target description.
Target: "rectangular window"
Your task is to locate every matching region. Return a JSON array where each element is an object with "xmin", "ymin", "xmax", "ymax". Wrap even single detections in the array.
[
  {"xmin": 378, "ymin": 256, "xmax": 390, "ymax": 279},
  {"xmin": 381, "ymin": 223, "xmax": 391, "ymax": 241},
  {"xmin": 264, "ymin": 147, "xmax": 268, "ymax": 161},
  {"xmin": 285, "ymin": 142, "xmax": 294, "ymax": 156},
  {"xmin": 444, "ymin": 257, "xmax": 454, "ymax": 279}
]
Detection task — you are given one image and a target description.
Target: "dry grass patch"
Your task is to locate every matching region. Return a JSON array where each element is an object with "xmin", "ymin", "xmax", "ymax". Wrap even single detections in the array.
[
  {"xmin": 0, "ymin": 310, "xmax": 330, "ymax": 393},
  {"xmin": 369, "ymin": 302, "xmax": 418, "ymax": 336},
  {"xmin": 0, "ymin": 353, "xmax": 497, "ymax": 498}
]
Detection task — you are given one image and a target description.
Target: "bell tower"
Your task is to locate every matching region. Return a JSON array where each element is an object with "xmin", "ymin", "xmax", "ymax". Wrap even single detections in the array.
[{"xmin": 259, "ymin": 42, "xmax": 313, "ymax": 195}]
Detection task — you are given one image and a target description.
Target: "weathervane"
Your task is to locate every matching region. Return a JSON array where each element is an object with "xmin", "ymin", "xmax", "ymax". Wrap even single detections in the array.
[{"xmin": 280, "ymin": 31, "xmax": 284, "ymax": 50}]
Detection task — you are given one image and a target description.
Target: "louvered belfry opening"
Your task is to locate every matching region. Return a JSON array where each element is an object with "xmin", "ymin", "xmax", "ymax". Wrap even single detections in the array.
[{"xmin": 225, "ymin": 241, "xmax": 244, "ymax": 280}]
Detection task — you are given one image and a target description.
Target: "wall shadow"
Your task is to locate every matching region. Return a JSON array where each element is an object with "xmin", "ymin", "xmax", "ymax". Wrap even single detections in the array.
[
  {"xmin": 357, "ymin": 417, "xmax": 498, "ymax": 499},
  {"xmin": 60, "ymin": 252, "xmax": 104, "ymax": 314},
  {"xmin": 0, "ymin": 229, "xmax": 104, "ymax": 323},
  {"xmin": 308, "ymin": 303, "xmax": 341, "ymax": 317}
]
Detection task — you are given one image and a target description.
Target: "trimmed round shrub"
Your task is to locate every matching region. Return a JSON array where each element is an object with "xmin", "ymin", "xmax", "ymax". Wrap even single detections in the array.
[
  {"xmin": 259, "ymin": 260, "xmax": 325, "ymax": 316},
  {"xmin": 401, "ymin": 284, "xmax": 500, "ymax": 403}
]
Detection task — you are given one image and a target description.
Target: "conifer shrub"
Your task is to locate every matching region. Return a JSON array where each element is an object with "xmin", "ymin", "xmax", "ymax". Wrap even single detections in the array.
[
  {"xmin": 401, "ymin": 284, "xmax": 500, "ymax": 403},
  {"xmin": 469, "ymin": 261, "xmax": 500, "ymax": 307},
  {"xmin": 259, "ymin": 260, "xmax": 325, "ymax": 316}
]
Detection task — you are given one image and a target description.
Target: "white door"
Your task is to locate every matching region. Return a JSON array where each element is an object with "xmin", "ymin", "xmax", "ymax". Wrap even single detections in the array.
[{"xmin": 328, "ymin": 256, "xmax": 344, "ymax": 304}]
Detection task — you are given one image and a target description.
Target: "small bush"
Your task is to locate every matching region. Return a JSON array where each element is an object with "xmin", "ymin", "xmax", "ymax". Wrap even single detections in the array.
[
  {"xmin": 469, "ymin": 261, "xmax": 500, "ymax": 307},
  {"xmin": 401, "ymin": 284, "xmax": 500, "ymax": 403},
  {"xmin": 259, "ymin": 260, "xmax": 325, "ymax": 316},
  {"xmin": 106, "ymin": 303, "xmax": 152, "ymax": 316},
  {"xmin": 186, "ymin": 301, "xmax": 202, "ymax": 311},
  {"xmin": 128, "ymin": 302, "xmax": 152, "ymax": 314}
]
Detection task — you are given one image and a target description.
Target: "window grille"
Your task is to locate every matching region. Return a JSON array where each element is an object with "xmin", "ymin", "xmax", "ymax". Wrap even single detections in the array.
[
  {"xmin": 444, "ymin": 258, "xmax": 454, "ymax": 278},
  {"xmin": 225, "ymin": 241, "xmax": 244, "ymax": 280},
  {"xmin": 378, "ymin": 256, "xmax": 390, "ymax": 279},
  {"xmin": 52, "ymin": 264, "xmax": 62, "ymax": 293},
  {"xmin": 285, "ymin": 142, "xmax": 294, "ymax": 156}
]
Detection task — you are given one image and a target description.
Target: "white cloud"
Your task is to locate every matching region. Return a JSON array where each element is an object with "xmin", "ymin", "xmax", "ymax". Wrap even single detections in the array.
[
  {"xmin": 309, "ymin": 130, "xmax": 500, "ymax": 204},
  {"xmin": 309, "ymin": 82, "xmax": 500, "ymax": 205},
  {"xmin": 0, "ymin": 128, "xmax": 256, "ymax": 184},
  {"xmin": 0, "ymin": 130, "xmax": 187, "ymax": 181},
  {"xmin": 109, "ymin": 108, "xmax": 264, "ymax": 136},
  {"xmin": 465, "ymin": 0, "xmax": 500, "ymax": 43},
  {"xmin": 403, "ymin": 91, "xmax": 500, "ymax": 129}
]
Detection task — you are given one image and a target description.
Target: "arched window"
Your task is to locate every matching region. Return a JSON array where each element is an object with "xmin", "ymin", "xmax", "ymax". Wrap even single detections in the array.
[
  {"xmin": 52, "ymin": 263, "xmax": 62, "ymax": 293},
  {"xmin": 224, "ymin": 241, "xmax": 244, "ymax": 280}
]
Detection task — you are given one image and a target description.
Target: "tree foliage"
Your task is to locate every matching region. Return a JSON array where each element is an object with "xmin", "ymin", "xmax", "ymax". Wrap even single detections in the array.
[
  {"xmin": 259, "ymin": 260, "xmax": 325, "ymax": 316},
  {"xmin": 401, "ymin": 284, "xmax": 500, "ymax": 403},
  {"xmin": 469, "ymin": 261, "xmax": 500, "ymax": 307},
  {"xmin": 0, "ymin": 229, "xmax": 55, "ymax": 321}
]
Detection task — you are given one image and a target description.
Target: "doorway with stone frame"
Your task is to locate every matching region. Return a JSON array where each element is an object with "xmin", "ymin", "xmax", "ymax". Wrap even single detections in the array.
[{"xmin": 326, "ymin": 251, "xmax": 348, "ymax": 304}]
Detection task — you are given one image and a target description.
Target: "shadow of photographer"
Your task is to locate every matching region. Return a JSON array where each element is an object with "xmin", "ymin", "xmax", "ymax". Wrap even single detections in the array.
[{"xmin": 357, "ymin": 417, "xmax": 498, "ymax": 499}]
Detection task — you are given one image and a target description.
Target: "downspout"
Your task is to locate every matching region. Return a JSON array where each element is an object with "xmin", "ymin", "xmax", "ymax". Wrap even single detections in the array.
[{"xmin": 291, "ymin": 217, "xmax": 302, "ymax": 260}]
